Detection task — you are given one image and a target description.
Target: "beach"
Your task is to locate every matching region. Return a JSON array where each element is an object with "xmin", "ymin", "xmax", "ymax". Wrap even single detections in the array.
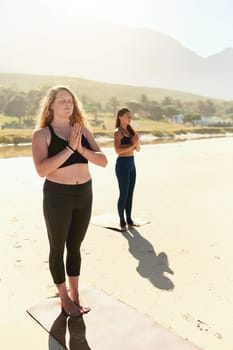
[{"xmin": 0, "ymin": 137, "xmax": 233, "ymax": 350}]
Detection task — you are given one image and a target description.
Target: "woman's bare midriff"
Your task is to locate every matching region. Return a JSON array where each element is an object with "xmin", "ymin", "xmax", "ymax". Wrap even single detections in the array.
[
  {"xmin": 46, "ymin": 164, "xmax": 92, "ymax": 185},
  {"xmin": 118, "ymin": 152, "xmax": 134, "ymax": 157}
]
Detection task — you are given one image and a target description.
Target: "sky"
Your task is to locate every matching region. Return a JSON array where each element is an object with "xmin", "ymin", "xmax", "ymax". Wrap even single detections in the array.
[
  {"xmin": 37, "ymin": 0, "xmax": 233, "ymax": 57},
  {"xmin": 2, "ymin": 0, "xmax": 233, "ymax": 57}
]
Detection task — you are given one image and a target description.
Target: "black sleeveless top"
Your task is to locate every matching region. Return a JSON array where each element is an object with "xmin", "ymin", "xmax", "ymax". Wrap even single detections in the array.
[
  {"xmin": 120, "ymin": 136, "xmax": 132, "ymax": 145},
  {"xmin": 47, "ymin": 124, "xmax": 91, "ymax": 168},
  {"xmin": 118, "ymin": 128, "xmax": 132, "ymax": 145}
]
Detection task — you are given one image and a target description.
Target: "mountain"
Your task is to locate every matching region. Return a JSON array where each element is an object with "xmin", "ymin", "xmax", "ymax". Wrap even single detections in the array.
[
  {"xmin": 0, "ymin": 72, "xmax": 206, "ymax": 104},
  {"xmin": 1, "ymin": 0, "xmax": 233, "ymax": 100}
]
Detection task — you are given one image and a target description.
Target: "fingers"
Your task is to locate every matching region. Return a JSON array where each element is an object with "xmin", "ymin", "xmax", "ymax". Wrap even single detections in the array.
[
  {"xmin": 68, "ymin": 124, "xmax": 82, "ymax": 149},
  {"xmin": 72, "ymin": 123, "xmax": 81, "ymax": 136},
  {"xmin": 132, "ymin": 134, "xmax": 139, "ymax": 145}
]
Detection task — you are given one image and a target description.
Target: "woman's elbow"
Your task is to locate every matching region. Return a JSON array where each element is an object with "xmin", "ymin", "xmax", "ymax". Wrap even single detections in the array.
[
  {"xmin": 35, "ymin": 165, "xmax": 47, "ymax": 178},
  {"xmin": 95, "ymin": 152, "xmax": 108, "ymax": 167},
  {"xmin": 37, "ymin": 169, "xmax": 46, "ymax": 177},
  {"xmin": 101, "ymin": 156, "xmax": 108, "ymax": 167},
  {"xmin": 114, "ymin": 148, "xmax": 121, "ymax": 156}
]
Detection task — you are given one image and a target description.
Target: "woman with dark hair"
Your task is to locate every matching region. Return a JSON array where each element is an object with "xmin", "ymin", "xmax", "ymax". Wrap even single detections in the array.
[
  {"xmin": 32, "ymin": 85, "xmax": 107, "ymax": 317},
  {"xmin": 114, "ymin": 107, "xmax": 140, "ymax": 231}
]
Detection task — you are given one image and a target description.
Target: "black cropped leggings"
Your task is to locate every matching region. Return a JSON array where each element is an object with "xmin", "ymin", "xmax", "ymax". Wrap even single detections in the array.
[
  {"xmin": 115, "ymin": 156, "xmax": 136, "ymax": 226},
  {"xmin": 43, "ymin": 179, "xmax": 92, "ymax": 285}
]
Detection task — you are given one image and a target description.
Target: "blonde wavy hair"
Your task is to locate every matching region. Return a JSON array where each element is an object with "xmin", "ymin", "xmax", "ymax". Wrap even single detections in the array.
[{"xmin": 36, "ymin": 85, "xmax": 87, "ymax": 128}]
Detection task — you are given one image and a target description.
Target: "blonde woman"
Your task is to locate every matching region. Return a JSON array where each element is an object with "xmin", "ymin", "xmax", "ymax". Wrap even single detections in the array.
[{"xmin": 32, "ymin": 86, "xmax": 107, "ymax": 317}]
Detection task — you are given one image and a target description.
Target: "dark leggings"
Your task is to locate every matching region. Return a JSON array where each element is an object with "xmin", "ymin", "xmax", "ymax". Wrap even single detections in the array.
[
  {"xmin": 43, "ymin": 179, "xmax": 92, "ymax": 285},
  {"xmin": 115, "ymin": 156, "xmax": 136, "ymax": 226}
]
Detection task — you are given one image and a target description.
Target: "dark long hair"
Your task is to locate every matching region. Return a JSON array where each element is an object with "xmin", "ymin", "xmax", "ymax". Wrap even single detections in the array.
[{"xmin": 115, "ymin": 107, "xmax": 135, "ymax": 136}]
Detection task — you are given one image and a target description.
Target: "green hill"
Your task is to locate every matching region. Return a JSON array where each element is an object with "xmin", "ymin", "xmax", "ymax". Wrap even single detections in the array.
[{"xmin": 0, "ymin": 73, "xmax": 207, "ymax": 103}]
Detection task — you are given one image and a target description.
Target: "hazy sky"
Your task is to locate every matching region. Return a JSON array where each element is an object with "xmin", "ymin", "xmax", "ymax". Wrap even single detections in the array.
[
  {"xmin": 37, "ymin": 0, "xmax": 233, "ymax": 57},
  {"xmin": 3, "ymin": 0, "xmax": 233, "ymax": 57}
]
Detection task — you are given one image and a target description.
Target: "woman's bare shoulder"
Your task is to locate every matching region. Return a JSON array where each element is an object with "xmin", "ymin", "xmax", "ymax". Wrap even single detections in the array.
[
  {"xmin": 81, "ymin": 126, "xmax": 95, "ymax": 140},
  {"xmin": 82, "ymin": 125, "xmax": 91, "ymax": 134},
  {"xmin": 114, "ymin": 128, "xmax": 122, "ymax": 138},
  {"xmin": 32, "ymin": 127, "xmax": 50, "ymax": 139}
]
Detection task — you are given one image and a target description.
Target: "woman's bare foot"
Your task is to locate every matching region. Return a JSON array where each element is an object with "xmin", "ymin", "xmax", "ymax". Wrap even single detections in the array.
[
  {"xmin": 127, "ymin": 221, "xmax": 140, "ymax": 228},
  {"xmin": 70, "ymin": 293, "xmax": 91, "ymax": 313},
  {"xmin": 61, "ymin": 297, "xmax": 83, "ymax": 317},
  {"xmin": 74, "ymin": 302, "xmax": 91, "ymax": 314},
  {"xmin": 68, "ymin": 277, "xmax": 91, "ymax": 314}
]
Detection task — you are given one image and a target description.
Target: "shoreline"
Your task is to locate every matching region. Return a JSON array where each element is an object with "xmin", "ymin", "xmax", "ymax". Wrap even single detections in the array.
[{"xmin": 0, "ymin": 132, "xmax": 233, "ymax": 159}]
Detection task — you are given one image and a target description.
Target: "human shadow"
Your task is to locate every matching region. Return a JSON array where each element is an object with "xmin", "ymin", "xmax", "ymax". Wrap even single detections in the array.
[
  {"xmin": 48, "ymin": 312, "xmax": 92, "ymax": 350},
  {"xmin": 121, "ymin": 228, "xmax": 174, "ymax": 290}
]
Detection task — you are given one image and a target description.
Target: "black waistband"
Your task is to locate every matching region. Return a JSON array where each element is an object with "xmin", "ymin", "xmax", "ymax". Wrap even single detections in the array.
[{"xmin": 43, "ymin": 179, "xmax": 92, "ymax": 195}]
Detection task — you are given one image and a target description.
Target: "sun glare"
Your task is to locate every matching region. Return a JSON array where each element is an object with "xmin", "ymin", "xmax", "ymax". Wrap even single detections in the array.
[
  {"xmin": 39, "ymin": 0, "xmax": 152, "ymax": 27},
  {"xmin": 40, "ymin": 0, "xmax": 110, "ymax": 17}
]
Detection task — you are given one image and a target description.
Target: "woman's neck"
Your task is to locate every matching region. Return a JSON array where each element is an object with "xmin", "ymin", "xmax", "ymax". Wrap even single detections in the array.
[
  {"xmin": 51, "ymin": 120, "xmax": 71, "ymax": 128},
  {"xmin": 120, "ymin": 125, "xmax": 128, "ymax": 130}
]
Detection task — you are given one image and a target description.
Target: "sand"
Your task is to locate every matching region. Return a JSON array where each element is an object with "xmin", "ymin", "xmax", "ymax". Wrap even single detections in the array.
[{"xmin": 0, "ymin": 137, "xmax": 233, "ymax": 350}]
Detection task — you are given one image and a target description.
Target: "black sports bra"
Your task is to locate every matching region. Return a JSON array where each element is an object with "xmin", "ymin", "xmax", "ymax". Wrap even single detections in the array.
[
  {"xmin": 120, "ymin": 136, "xmax": 132, "ymax": 145},
  {"xmin": 47, "ymin": 124, "xmax": 92, "ymax": 168},
  {"xmin": 118, "ymin": 128, "xmax": 132, "ymax": 145}
]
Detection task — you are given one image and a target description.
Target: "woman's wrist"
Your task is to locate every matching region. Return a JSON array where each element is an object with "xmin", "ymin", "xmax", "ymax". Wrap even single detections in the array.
[
  {"xmin": 81, "ymin": 147, "xmax": 86, "ymax": 156},
  {"xmin": 66, "ymin": 144, "xmax": 75, "ymax": 153}
]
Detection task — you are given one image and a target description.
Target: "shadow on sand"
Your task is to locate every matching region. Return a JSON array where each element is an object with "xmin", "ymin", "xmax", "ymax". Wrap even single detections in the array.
[
  {"xmin": 49, "ymin": 312, "xmax": 91, "ymax": 350},
  {"xmin": 121, "ymin": 227, "xmax": 174, "ymax": 291}
]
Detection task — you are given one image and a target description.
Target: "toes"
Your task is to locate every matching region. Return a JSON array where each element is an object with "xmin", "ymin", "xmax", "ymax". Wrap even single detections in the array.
[
  {"xmin": 75, "ymin": 303, "xmax": 91, "ymax": 314},
  {"xmin": 61, "ymin": 303, "xmax": 82, "ymax": 317},
  {"xmin": 80, "ymin": 306, "xmax": 91, "ymax": 314}
]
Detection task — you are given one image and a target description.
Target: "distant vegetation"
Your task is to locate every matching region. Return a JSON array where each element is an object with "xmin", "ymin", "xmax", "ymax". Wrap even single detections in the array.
[
  {"xmin": 1, "ymin": 73, "xmax": 233, "ymax": 145},
  {"xmin": 0, "ymin": 73, "xmax": 207, "ymax": 102}
]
